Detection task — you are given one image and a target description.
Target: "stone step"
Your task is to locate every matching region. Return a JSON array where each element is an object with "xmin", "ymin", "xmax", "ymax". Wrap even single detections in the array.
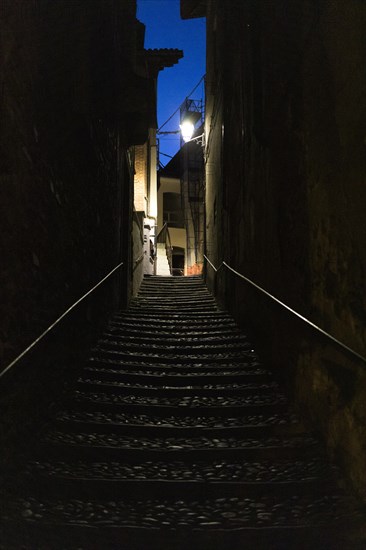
[
  {"xmin": 2, "ymin": 492, "xmax": 361, "ymax": 550},
  {"xmin": 139, "ymin": 284, "xmax": 204, "ymax": 290},
  {"xmin": 100, "ymin": 331, "xmax": 250, "ymax": 342},
  {"xmin": 129, "ymin": 303, "xmax": 218, "ymax": 310},
  {"xmin": 48, "ymin": 420, "xmax": 305, "ymax": 446},
  {"xmin": 75, "ymin": 377, "xmax": 280, "ymax": 397},
  {"xmin": 137, "ymin": 289, "xmax": 212, "ymax": 296},
  {"xmin": 21, "ymin": 456, "xmax": 338, "ymax": 486},
  {"xmin": 87, "ymin": 356, "xmax": 266, "ymax": 374},
  {"xmin": 9, "ymin": 457, "xmax": 340, "ymax": 502},
  {"xmin": 122, "ymin": 310, "xmax": 225, "ymax": 319},
  {"xmin": 141, "ymin": 283, "xmax": 203, "ymax": 288},
  {"xmin": 39, "ymin": 429, "xmax": 321, "ymax": 463},
  {"xmin": 67, "ymin": 389, "xmax": 289, "ymax": 416},
  {"xmin": 105, "ymin": 325, "xmax": 243, "ymax": 338},
  {"xmin": 52, "ymin": 409, "xmax": 302, "ymax": 440},
  {"xmin": 3, "ymin": 519, "xmax": 363, "ymax": 550},
  {"xmin": 101, "ymin": 331, "xmax": 249, "ymax": 346},
  {"xmin": 113, "ymin": 308, "xmax": 233, "ymax": 325},
  {"xmin": 127, "ymin": 306, "xmax": 219, "ymax": 313},
  {"xmin": 84, "ymin": 364, "xmax": 270, "ymax": 381},
  {"xmin": 8, "ymin": 476, "xmax": 337, "ymax": 505},
  {"xmin": 140, "ymin": 278, "xmax": 206, "ymax": 284},
  {"xmin": 96, "ymin": 339, "xmax": 253, "ymax": 355},
  {"xmin": 108, "ymin": 318, "xmax": 239, "ymax": 331},
  {"xmin": 137, "ymin": 296, "xmax": 212, "ymax": 302},
  {"xmin": 126, "ymin": 306, "xmax": 219, "ymax": 314},
  {"xmin": 91, "ymin": 347, "xmax": 258, "ymax": 365},
  {"xmin": 142, "ymin": 275, "xmax": 203, "ymax": 282},
  {"xmin": 111, "ymin": 312, "xmax": 234, "ymax": 322},
  {"xmin": 131, "ymin": 295, "xmax": 216, "ymax": 302},
  {"xmin": 129, "ymin": 293, "xmax": 217, "ymax": 309},
  {"xmin": 83, "ymin": 365, "xmax": 271, "ymax": 384}
]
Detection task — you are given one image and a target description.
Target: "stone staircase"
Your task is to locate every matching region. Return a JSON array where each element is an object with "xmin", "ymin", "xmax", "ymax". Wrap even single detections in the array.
[
  {"xmin": 1, "ymin": 276, "xmax": 364, "ymax": 549},
  {"xmin": 156, "ymin": 243, "xmax": 171, "ymax": 276}
]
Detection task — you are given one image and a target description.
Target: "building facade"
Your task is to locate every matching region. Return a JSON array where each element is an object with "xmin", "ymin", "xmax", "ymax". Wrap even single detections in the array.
[
  {"xmin": 132, "ymin": 49, "xmax": 182, "ymax": 287},
  {"xmin": 158, "ymin": 130, "xmax": 205, "ymax": 277},
  {"xmin": 157, "ymin": 172, "xmax": 186, "ymax": 276}
]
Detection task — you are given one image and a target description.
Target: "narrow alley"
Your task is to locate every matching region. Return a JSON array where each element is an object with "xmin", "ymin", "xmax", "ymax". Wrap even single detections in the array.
[{"xmin": 1, "ymin": 1, "xmax": 366, "ymax": 549}]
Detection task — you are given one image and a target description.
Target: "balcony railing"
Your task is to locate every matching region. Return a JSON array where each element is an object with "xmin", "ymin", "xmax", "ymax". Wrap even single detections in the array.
[{"xmin": 163, "ymin": 211, "xmax": 185, "ymax": 229}]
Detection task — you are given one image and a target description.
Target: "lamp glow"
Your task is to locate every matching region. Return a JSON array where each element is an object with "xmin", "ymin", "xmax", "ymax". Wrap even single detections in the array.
[{"xmin": 180, "ymin": 121, "xmax": 195, "ymax": 142}]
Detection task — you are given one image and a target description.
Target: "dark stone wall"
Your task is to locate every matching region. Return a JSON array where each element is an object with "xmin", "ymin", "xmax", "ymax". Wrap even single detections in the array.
[
  {"xmin": 205, "ymin": 0, "xmax": 366, "ymax": 498},
  {"xmin": 0, "ymin": 0, "xmax": 144, "ymax": 451}
]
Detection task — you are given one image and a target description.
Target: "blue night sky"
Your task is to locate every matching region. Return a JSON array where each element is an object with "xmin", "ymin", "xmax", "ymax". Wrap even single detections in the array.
[{"xmin": 136, "ymin": 0, "xmax": 206, "ymax": 164}]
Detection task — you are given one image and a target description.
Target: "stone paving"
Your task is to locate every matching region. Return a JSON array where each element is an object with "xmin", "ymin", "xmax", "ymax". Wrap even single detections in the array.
[{"xmin": 0, "ymin": 276, "xmax": 365, "ymax": 549}]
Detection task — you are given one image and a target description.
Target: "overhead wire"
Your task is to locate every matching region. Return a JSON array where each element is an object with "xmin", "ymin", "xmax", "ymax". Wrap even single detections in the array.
[{"xmin": 157, "ymin": 74, "xmax": 205, "ymax": 133}]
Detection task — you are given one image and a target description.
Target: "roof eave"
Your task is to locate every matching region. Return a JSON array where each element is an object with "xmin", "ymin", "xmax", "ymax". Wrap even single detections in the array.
[{"xmin": 180, "ymin": 0, "xmax": 206, "ymax": 20}]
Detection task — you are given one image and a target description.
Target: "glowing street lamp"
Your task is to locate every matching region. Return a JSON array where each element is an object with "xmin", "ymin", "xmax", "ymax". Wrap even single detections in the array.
[
  {"xmin": 158, "ymin": 110, "xmax": 204, "ymax": 147},
  {"xmin": 179, "ymin": 120, "xmax": 195, "ymax": 142}
]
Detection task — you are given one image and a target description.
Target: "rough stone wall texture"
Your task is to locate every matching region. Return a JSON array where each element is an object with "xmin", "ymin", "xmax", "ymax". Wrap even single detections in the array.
[
  {"xmin": 134, "ymin": 143, "xmax": 148, "ymax": 213},
  {"xmin": 205, "ymin": 0, "xmax": 366, "ymax": 498},
  {"xmin": 132, "ymin": 215, "xmax": 145, "ymax": 296},
  {"xmin": 0, "ymin": 0, "xmax": 142, "ymax": 448}
]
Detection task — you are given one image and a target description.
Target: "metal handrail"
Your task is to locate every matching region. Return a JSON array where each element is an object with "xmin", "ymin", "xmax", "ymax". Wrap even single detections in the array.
[
  {"xmin": 134, "ymin": 252, "xmax": 145, "ymax": 264},
  {"xmin": 0, "ymin": 261, "xmax": 124, "ymax": 379},
  {"xmin": 204, "ymin": 255, "xmax": 366, "ymax": 365},
  {"xmin": 156, "ymin": 222, "xmax": 168, "ymax": 242},
  {"xmin": 165, "ymin": 225, "xmax": 173, "ymax": 251},
  {"xmin": 165, "ymin": 226, "xmax": 173, "ymax": 272},
  {"xmin": 133, "ymin": 252, "xmax": 145, "ymax": 271},
  {"xmin": 205, "ymin": 255, "xmax": 221, "ymax": 273},
  {"xmin": 157, "ymin": 223, "xmax": 173, "ymax": 274}
]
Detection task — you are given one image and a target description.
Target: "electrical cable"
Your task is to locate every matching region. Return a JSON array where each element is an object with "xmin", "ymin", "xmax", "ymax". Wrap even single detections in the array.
[{"xmin": 157, "ymin": 74, "xmax": 205, "ymax": 133}]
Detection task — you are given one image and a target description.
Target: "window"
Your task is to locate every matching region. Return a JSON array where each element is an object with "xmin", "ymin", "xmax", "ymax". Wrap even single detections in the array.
[{"xmin": 163, "ymin": 192, "xmax": 184, "ymax": 228}]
